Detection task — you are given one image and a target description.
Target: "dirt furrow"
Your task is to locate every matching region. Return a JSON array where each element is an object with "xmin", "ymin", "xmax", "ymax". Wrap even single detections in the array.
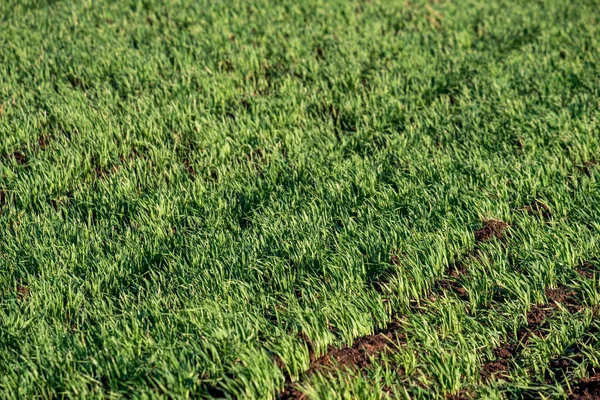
[
  {"xmin": 481, "ymin": 285, "xmax": 584, "ymax": 381},
  {"xmin": 279, "ymin": 321, "xmax": 406, "ymax": 399},
  {"xmin": 278, "ymin": 220, "xmax": 509, "ymax": 399}
]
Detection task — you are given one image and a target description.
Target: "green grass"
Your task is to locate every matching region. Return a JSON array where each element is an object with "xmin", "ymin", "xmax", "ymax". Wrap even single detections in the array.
[{"xmin": 1, "ymin": 0, "xmax": 599, "ymax": 398}]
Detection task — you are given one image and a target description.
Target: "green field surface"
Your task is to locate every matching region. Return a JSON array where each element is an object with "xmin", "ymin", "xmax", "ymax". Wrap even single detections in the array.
[{"xmin": 1, "ymin": 0, "xmax": 599, "ymax": 398}]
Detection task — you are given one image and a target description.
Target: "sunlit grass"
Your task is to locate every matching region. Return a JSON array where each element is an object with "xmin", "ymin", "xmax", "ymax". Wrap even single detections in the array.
[{"xmin": 0, "ymin": 0, "xmax": 599, "ymax": 398}]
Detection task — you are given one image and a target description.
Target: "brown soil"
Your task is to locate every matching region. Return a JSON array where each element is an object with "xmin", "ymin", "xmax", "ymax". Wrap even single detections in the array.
[
  {"xmin": 474, "ymin": 219, "xmax": 508, "ymax": 243},
  {"xmin": 279, "ymin": 321, "xmax": 406, "ymax": 399},
  {"xmin": 547, "ymin": 287, "xmax": 578, "ymax": 303},
  {"xmin": 577, "ymin": 160, "xmax": 598, "ymax": 177},
  {"xmin": 311, "ymin": 333, "xmax": 399, "ymax": 370},
  {"xmin": 546, "ymin": 286, "xmax": 582, "ymax": 313},
  {"xmin": 481, "ymin": 344, "xmax": 517, "ymax": 380},
  {"xmin": 519, "ymin": 306, "xmax": 554, "ymax": 342},
  {"xmin": 446, "ymin": 389, "xmax": 476, "ymax": 400},
  {"xmin": 9, "ymin": 151, "xmax": 27, "ymax": 165},
  {"xmin": 17, "ymin": 285, "xmax": 30, "ymax": 301},
  {"xmin": 437, "ymin": 278, "xmax": 469, "ymax": 301},
  {"xmin": 520, "ymin": 284, "xmax": 582, "ymax": 342},
  {"xmin": 523, "ymin": 200, "xmax": 552, "ymax": 220},
  {"xmin": 483, "ymin": 285, "xmax": 584, "ymax": 382},
  {"xmin": 546, "ymin": 323, "xmax": 599, "ymax": 387},
  {"xmin": 577, "ymin": 262, "xmax": 598, "ymax": 280},
  {"xmin": 280, "ymin": 386, "xmax": 308, "ymax": 400},
  {"xmin": 448, "ymin": 262, "xmax": 469, "ymax": 278},
  {"xmin": 435, "ymin": 256, "xmax": 472, "ymax": 300},
  {"xmin": 274, "ymin": 354, "xmax": 286, "ymax": 369},
  {"xmin": 570, "ymin": 374, "xmax": 600, "ymax": 400},
  {"xmin": 38, "ymin": 134, "xmax": 53, "ymax": 150}
]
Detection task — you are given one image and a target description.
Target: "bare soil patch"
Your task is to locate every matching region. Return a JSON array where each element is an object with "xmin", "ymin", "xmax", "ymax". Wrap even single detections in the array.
[
  {"xmin": 546, "ymin": 286, "xmax": 582, "ymax": 313},
  {"xmin": 570, "ymin": 374, "xmax": 600, "ymax": 400},
  {"xmin": 7, "ymin": 150, "xmax": 27, "ymax": 165},
  {"xmin": 279, "ymin": 321, "xmax": 406, "ymax": 399},
  {"xmin": 434, "ymin": 254, "xmax": 473, "ymax": 301},
  {"xmin": 437, "ymin": 276, "xmax": 469, "ymax": 301},
  {"xmin": 482, "ymin": 285, "xmax": 580, "ymax": 381},
  {"xmin": 17, "ymin": 285, "xmax": 30, "ymax": 301},
  {"xmin": 520, "ymin": 306, "xmax": 554, "ymax": 341},
  {"xmin": 577, "ymin": 262, "xmax": 598, "ymax": 280},
  {"xmin": 480, "ymin": 344, "xmax": 517, "ymax": 380},
  {"xmin": 474, "ymin": 219, "xmax": 508, "ymax": 243},
  {"xmin": 311, "ymin": 333, "xmax": 399, "ymax": 371},
  {"xmin": 522, "ymin": 200, "xmax": 552, "ymax": 220}
]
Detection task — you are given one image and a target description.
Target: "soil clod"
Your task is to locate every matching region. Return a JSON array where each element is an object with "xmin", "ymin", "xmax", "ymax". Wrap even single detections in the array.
[
  {"xmin": 481, "ymin": 344, "xmax": 516, "ymax": 380},
  {"xmin": 312, "ymin": 333, "xmax": 398, "ymax": 370},
  {"xmin": 17, "ymin": 285, "xmax": 30, "ymax": 301},
  {"xmin": 281, "ymin": 322, "xmax": 406, "ymax": 399},
  {"xmin": 521, "ymin": 306, "xmax": 553, "ymax": 341},
  {"xmin": 546, "ymin": 286, "xmax": 581, "ymax": 313},
  {"xmin": 474, "ymin": 219, "xmax": 508, "ymax": 243},
  {"xmin": 577, "ymin": 262, "xmax": 598, "ymax": 280},
  {"xmin": 570, "ymin": 374, "xmax": 600, "ymax": 400}
]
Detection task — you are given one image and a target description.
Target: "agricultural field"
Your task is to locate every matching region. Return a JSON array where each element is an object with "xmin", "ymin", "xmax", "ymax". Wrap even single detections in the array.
[{"xmin": 1, "ymin": 0, "xmax": 599, "ymax": 398}]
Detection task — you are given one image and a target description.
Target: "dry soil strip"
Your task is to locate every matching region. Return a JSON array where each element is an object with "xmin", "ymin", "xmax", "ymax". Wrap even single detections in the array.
[
  {"xmin": 278, "ymin": 220, "xmax": 509, "ymax": 399},
  {"xmin": 481, "ymin": 284, "xmax": 585, "ymax": 382},
  {"xmin": 279, "ymin": 322, "xmax": 407, "ymax": 399},
  {"xmin": 544, "ymin": 266, "xmax": 600, "ymax": 399}
]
